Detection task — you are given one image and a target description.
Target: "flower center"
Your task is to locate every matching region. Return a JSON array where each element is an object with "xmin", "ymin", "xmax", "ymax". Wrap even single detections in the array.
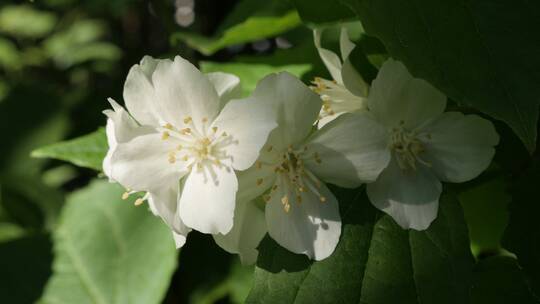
[
  {"xmin": 390, "ymin": 121, "xmax": 430, "ymax": 171},
  {"xmin": 310, "ymin": 77, "xmax": 367, "ymax": 120},
  {"xmin": 160, "ymin": 116, "xmax": 237, "ymax": 185},
  {"xmin": 257, "ymin": 145, "xmax": 325, "ymax": 213}
]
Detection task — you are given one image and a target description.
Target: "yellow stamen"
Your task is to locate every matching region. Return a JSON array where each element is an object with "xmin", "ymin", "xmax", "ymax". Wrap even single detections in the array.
[{"xmin": 134, "ymin": 198, "xmax": 144, "ymax": 206}]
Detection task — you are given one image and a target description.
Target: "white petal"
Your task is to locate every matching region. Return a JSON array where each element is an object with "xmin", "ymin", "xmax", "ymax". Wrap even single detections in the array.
[
  {"xmin": 421, "ymin": 112, "xmax": 499, "ymax": 183},
  {"xmin": 369, "ymin": 59, "xmax": 446, "ymax": 129},
  {"xmin": 152, "ymin": 56, "xmax": 220, "ymax": 132},
  {"xmin": 314, "ymin": 29, "xmax": 343, "ymax": 83},
  {"xmin": 123, "ymin": 57, "xmax": 162, "ymax": 126},
  {"xmin": 339, "ymin": 28, "xmax": 355, "ymax": 61},
  {"xmin": 110, "ymin": 133, "xmax": 186, "ymax": 192},
  {"xmin": 147, "ymin": 185, "xmax": 190, "ymax": 235},
  {"xmin": 236, "ymin": 161, "xmax": 277, "ymax": 202},
  {"xmin": 178, "ymin": 165, "xmax": 238, "ymax": 234},
  {"xmin": 266, "ymin": 176, "xmax": 341, "ymax": 260},
  {"xmin": 341, "ymin": 57, "xmax": 369, "ymax": 97},
  {"xmin": 213, "ymin": 198, "xmax": 267, "ymax": 265},
  {"xmin": 305, "ymin": 113, "xmax": 391, "ymax": 187},
  {"xmin": 366, "ymin": 159, "xmax": 442, "ymax": 230},
  {"xmin": 254, "ymin": 72, "xmax": 322, "ymax": 149},
  {"xmin": 211, "ymin": 96, "xmax": 277, "ymax": 171},
  {"xmin": 206, "ymin": 72, "xmax": 242, "ymax": 105},
  {"xmin": 103, "ymin": 98, "xmax": 153, "ymax": 181},
  {"xmin": 172, "ymin": 231, "xmax": 187, "ymax": 248}
]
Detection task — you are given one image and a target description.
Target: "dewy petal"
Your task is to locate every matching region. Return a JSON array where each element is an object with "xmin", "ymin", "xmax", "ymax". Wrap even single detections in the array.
[
  {"xmin": 266, "ymin": 175, "xmax": 341, "ymax": 260},
  {"xmin": 255, "ymin": 72, "xmax": 322, "ymax": 149},
  {"xmin": 314, "ymin": 29, "xmax": 343, "ymax": 84},
  {"xmin": 206, "ymin": 72, "xmax": 242, "ymax": 106},
  {"xmin": 123, "ymin": 56, "xmax": 163, "ymax": 126},
  {"xmin": 152, "ymin": 56, "xmax": 220, "ymax": 131},
  {"xmin": 110, "ymin": 132, "xmax": 187, "ymax": 192},
  {"xmin": 369, "ymin": 59, "xmax": 446, "ymax": 129},
  {"xmin": 178, "ymin": 165, "xmax": 238, "ymax": 234},
  {"xmin": 421, "ymin": 112, "xmax": 499, "ymax": 183},
  {"xmin": 213, "ymin": 198, "xmax": 267, "ymax": 265},
  {"xmin": 366, "ymin": 158, "xmax": 442, "ymax": 230},
  {"xmin": 305, "ymin": 113, "xmax": 391, "ymax": 187},
  {"xmin": 211, "ymin": 94, "xmax": 277, "ymax": 171}
]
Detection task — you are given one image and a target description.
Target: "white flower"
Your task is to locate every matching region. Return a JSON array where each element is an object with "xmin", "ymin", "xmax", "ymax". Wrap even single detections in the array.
[
  {"xmin": 213, "ymin": 197, "xmax": 267, "ymax": 265},
  {"xmin": 227, "ymin": 72, "xmax": 389, "ymax": 261},
  {"xmin": 103, "ymin": 55, "xmax": 277, "ymax": 246},
  {"xmin": 364, "ymin": 59, "xmax": 499, "ymax": 230},
  {"xmin": 313, "ymin": 28, "xmax": 369, "ymax": 127}
]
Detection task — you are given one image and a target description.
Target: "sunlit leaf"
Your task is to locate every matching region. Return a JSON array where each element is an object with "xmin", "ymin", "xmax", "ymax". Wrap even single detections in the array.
[
  {"xmin": 0, "ymin": 5, "xmax": 57, "ymax": 38},
  {"xmin": 38, "ymin": 180, "xmax": 177, "ymax": 304},
  {"xmin": 31, "ymin": 128, "xmax": 107, "ymax": 171}
]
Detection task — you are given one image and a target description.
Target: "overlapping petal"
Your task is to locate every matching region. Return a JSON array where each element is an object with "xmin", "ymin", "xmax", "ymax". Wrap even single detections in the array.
[
  {"xmin": 206, "ymin": 72, "xmax": 242, "ymax": 106},
  {"xmin": 368, "ymin": 59, "xmax": 446, "ymax": 130},
  {"xmin": 178, "ymin": 165, "xmax": 238, "ymax": 234},
  {"xmin": 265, "ymin": 175, "xmax": 341, "ymax": 260},
  {"xmin": 366, "ymin": 159, "xmax": 442, "ymax": 230},
  {"xmin": 305, "ymin": 113, "xmax": 390, "ymax": 187}
]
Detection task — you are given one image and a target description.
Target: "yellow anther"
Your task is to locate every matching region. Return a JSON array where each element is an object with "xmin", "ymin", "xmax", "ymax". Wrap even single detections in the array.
[
  {"xmin": 134, "ymin": 198, "xmax": 144, "ymax": 206},
  {"xmin": 298, "ymin": 187, "xmax": 305, "ymax": 192},
  {"xmin": 281, "ymin": 195, "xmax": 289, "ymax": 206},
  {"xmin": 164, "ymin": 123, "xmax": 174, "ymax": 129},
  {"xmin": 256, "ymin": 178, "xmax": 263, "ymax": 186},
  {"xmin": 222, "ymin": 132, "xmax": 228, "ymax": 137},
  {"xmin": 263, "ymin": 195, "xmax": 271, "ymax": 203},
  {"xmin": 176, "ymin": 144, "xmax": 183, "ymax": 150},
  {"xmin": 212, "ymin": 126, "xmax": 218, "ymax": 133},
  {"xmin": 320, "ymin": 196, "xmax": 327, "ymax": 203},
  {"xmin": 182, "ymin": 155, "xmax": 189, "ymax": 161},
  {"xmin": 202, "ymin": 117, "xmax": 208, "ymax": 123},
  {"xmin": 296, "ymin": 195, "xmax": 302, "ymax": 203},
  {"xmin": 180, "ymin": 128, "xmax": 191, "ymax": 135},
  {"xmin": 256, "ymin": 161, "xmax": 262, "ymax": 169},
  {"xmin": 183, "ymin": 116, "xmax": 192, "ymax": 124},
  {"xmin": 284, "ymin": 204, "xmax": 291, "ymax": 213},
  {"xmin": 121, "ymin": 192, "xmax": 129, "ymax": 200},
  {"xmin": 161, "ymin": 131, "xmax": 170, "ymax": 140},
  {"xmin": 214, "ymin": 159, "xmax": 221, "ymax": 165},
  {"xmin": 168, "ymin": 156, "xmax": 176, "ymax": 164},
  {"xmin": 267, "ymin": 145, "xmax": 273, "ymax": 152},
  {"xmin": 272, "ymin": 185, "xmax": 278, "ymax": 191}
]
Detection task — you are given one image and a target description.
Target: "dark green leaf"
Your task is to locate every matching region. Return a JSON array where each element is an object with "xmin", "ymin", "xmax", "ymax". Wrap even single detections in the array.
[
  {"xmin": 171, "ymin": 0, "xmax": 301, "ymax": 55},
  {"xmin": 31, "ymin": 128, "xmax": 107, "ymax": 171},
  {"xmin": 291, "ymin": 0, "xmax": 356, "ymax": 25},
  {"xmin": 247, "ymin": 189, "xmax": 475, "ymax": 303},
  {"xmin": 341, "ymin": 0, "xmax": 540, "ymax": 151},
  {"xmin": 471, "ymin": 256, "xmax": 539, "ymax": 304},
  {"xmin": 503, "ymin": 163, "xmax": 540, "ymax": 296},
  {"xmin": 38, "ymin": 180, "xmax": 177, "ymax": 304}
]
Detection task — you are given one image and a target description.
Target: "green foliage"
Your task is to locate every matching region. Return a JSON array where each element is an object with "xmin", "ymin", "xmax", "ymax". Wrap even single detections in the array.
[
  {"xmin": 338, "ymin": 0, "xmax": 540, "ymax": 151},
  {"xmin": 32, "ymin": 128, "xmax": 108, "ymax": 172},
  {"xmin": 0, "ymin": 5, "xmax": 57, "ymax": 38},
  {"xmin": 201, "ymin": 61, "xmax": 312, "ymax": 97},
  {"xmin": 38, "ymin": 180, "xmax": 177, "ymax": 304},
  {"xmin": 292, "ymin": 0, "xmax": 356, "ymax": 25},
  {"xmin": 247, "ymin": 189, "xmax": 475, "ymax": 303},
  {"xmin": 503, "ymin": 162, "xmax": 540, "ymax": 297},
  {"xmin": 172, "ymin": 0, "xmax": 301, "ymax": 55}
]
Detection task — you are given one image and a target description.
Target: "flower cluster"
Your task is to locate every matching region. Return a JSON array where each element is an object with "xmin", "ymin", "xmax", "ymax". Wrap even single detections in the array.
[{"xmin": 103, "ymin": 29, "xmax": 498, "ymax": 263}]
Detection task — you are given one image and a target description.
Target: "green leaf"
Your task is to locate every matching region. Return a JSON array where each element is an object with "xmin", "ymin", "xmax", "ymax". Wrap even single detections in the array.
[
  {"xmin": 31, "ymin": 128, "xmax": 107, "ymax": 171},
  {"xmin": 503, "ymin": 163, "xmax": 540, "ymax": 297},
  {"xmin": 292, "ymin": 0, "xmax": 357, "ymax": 25},
  {"xmin": 200, "ymin": 61, "xmax": 312, "ymax": 97},
  {"xmin": 172, "ymin": 0, "xmax": 301, "ymax": 55},
  {"xmin": 458, "ymin": 175, "xmax": 510, "ymax": 257},
  {"xmin": 471, "ymin": 256, "xmax": 539, "ymax": 304},
  {"xmin": 38, "ymin": 180, "xmax": 177, "ymax": 304},
  {"xmin": 341, "ymin": 0, "xmax": 540, "ymax": 151},
  {"xmin": 246, "ymin": 188, "xmax": 475, "ymax": 303},
  {"xmin": 0, "ymin": 5, "xmax": 57, "ymax": 38}
]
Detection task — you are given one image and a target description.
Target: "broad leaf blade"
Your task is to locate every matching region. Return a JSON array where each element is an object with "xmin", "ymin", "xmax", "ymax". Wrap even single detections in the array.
[
  {"xmin": 31, "ymin": 128, "xmax": 107, "ymax": 171},
  {"xmin": 247, "ymin": 189, "xmax": 474, "ymax": 303},
  {"xmin": 341, "ymin": 0, "xmax": 540, "ymax": 151},
  {"xmin": 38, "ymin": 180, "xmax": 177, "ymax": 304}
]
